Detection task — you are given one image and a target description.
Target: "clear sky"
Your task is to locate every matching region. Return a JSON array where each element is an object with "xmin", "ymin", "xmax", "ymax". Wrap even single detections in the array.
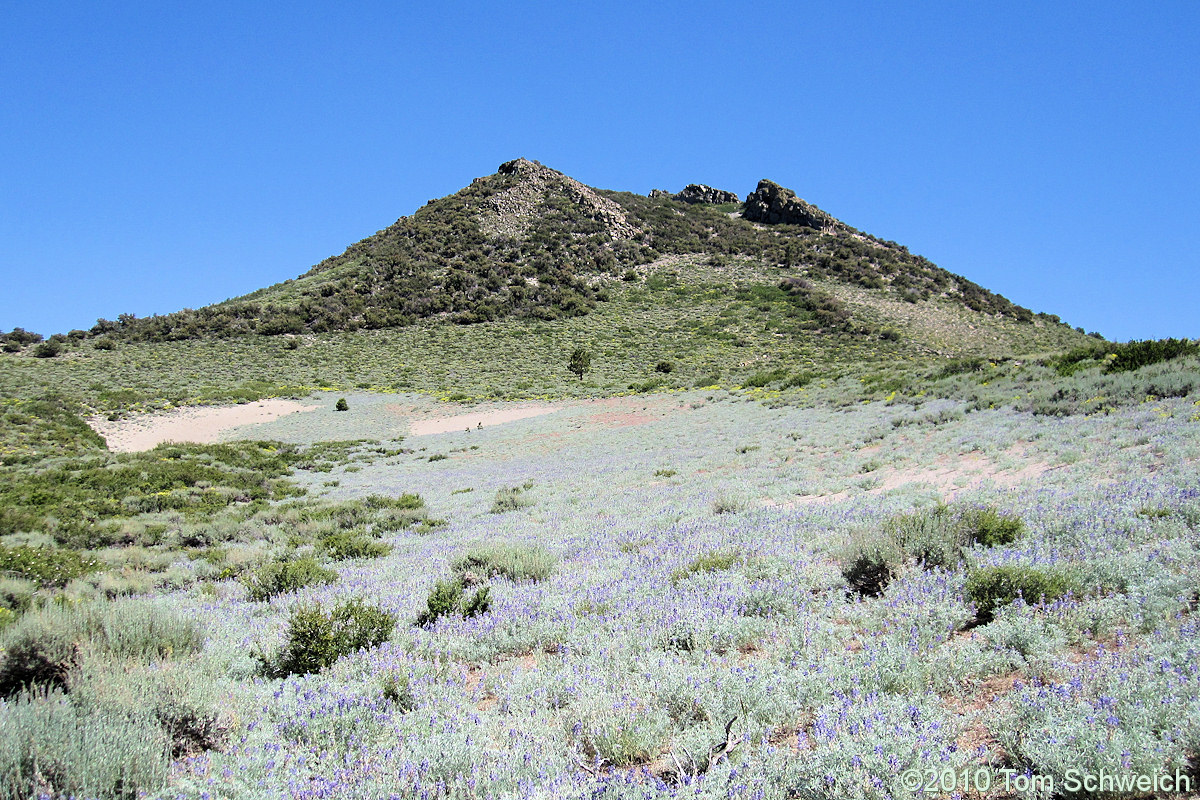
[{"xmin": 2, "ymin": 1, "xmax": 1197, "ymax": 341}]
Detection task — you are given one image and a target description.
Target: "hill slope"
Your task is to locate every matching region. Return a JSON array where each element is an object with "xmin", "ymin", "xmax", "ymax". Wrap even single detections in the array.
[{"xmin": 87, "ymin": 159, "xmax": 1074, "ymax": 348}]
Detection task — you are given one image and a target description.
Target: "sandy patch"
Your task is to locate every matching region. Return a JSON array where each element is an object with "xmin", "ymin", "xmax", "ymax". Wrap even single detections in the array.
[
  {"xmin": 873, "ymin": 452, "xmax": 1058, "ymax": 498},
  {"xmin": 407, "ymin": 405, "xmax": 557, "ymax": 436},
  {"xmin": 89, "ymin": 399, "xmax": 319, "ymax": 453}
]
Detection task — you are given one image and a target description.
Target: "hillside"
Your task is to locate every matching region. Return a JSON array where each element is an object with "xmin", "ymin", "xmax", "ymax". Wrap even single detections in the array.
[{"xmin": 68, "ymin": 159, "xmax": 1079, "ymax": 348}]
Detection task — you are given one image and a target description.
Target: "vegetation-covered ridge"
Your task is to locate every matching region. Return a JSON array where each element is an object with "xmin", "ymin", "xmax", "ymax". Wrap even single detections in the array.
[{"xmin": 5, "ymin": 159, "xmax": 1065, "ymax": 345}]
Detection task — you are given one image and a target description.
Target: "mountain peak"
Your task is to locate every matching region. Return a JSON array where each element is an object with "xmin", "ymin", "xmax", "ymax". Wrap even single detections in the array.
[{"xmin": 473, "ymin": 158, "xmax": 638, "ymax": 241}]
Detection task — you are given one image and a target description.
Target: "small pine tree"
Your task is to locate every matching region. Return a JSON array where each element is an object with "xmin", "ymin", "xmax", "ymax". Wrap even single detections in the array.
[
  {"xmin": 568, "ymin": 347, "xmax": 591, "ymax": 381},
  {"xmin": 335, "ymin": 398, "xmax": 349, "ymax": 412}
]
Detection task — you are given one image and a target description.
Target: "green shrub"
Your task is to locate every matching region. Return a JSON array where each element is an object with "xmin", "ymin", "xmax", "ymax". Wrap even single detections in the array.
[
  {"xmin": 654, "ymin": 360, "xmax": 674, "ymax": 373},
  {"xmin": 260, "ymin": 599, "xmax": 396, "ymax": 677},
  {"xmin": 335, "ymin": 397, "xmax": 349, "ymax": 411},
  {"xmin": 490, "ymin": 485, "xmax": 533, "ymax": 514},
  {"xmin": 840, "ymin": 529, "xmax": 903, "ymax": 597},
  {"xmin": 744, "ymin": 368, "xmax": 789, "ymax": 388},
  {"xmin": 961, "ymin": 507, "xmax": 1025, "ymax": 547},
  {"xmin": 415, "ymin": 578, "xmax": 491, "ymax": 626},
  {"xmin": 884, "ymin": 506, "xmax": 964, "ymax": 569},
  {"xmin": 781, "ymin": 371, "xmax": 815, "ymax": 389},
  {"xmin": 320, "ymin": 531, "xmax": 391, "ymax": 561},
  {"xmin": 0, "ymin": 606, "xmax": 82, "ymax": 696},
  {"xmin": 671, "ymin": 550, "xmax": 742, "ymax": 583},
  {"xmin": 453, "ymin": 542, "xmax": 556, "ymax": 582},
  {"xmin": 242, "ymin": 556, "xmax": 338, "ymax": 601},
  {"xmin": 0, "ymin": 545, "xmax": 102, "ymax": 587},
  {"xmin": 0, "ymin": 599, "xmax": 205, "ymax": 697},
  {"xmin": 0, "ymin": 578, "xmax": 35, "ymax": 614},
  {"xmin": 380, "ymin": 671, "xmax": 416, "ymax": 712},
  {"xmin": 32, "ymin": 341, "xmax": 62, "ymax": 358},
  {"xmin": 79, "ymin": 598, "xmax": 205, "ymax": 661},
  {"xmin": 0, "ymin": 688, "xmax": 171, "ymax": 800},
  {"xmin": 1105, "ymin": 338, "xmax": 1198, "ymax": 373},
  {"xmin": 964, "ymin": 565, "xmax": 1079, "ymax": 624}
]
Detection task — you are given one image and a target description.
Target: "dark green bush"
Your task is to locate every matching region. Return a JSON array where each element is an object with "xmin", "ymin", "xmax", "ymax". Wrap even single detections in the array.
[
  {"xmin": 335, "ymin": 397, "xmax": 349, "ymax": 411},
  {"xmin": 745, "ymin": 368, "xmax": 789, "ymax": 388},
  {"xmin": 965, "ymin": 565, "xmax": 1079, "ymax": 624},
  {"xmin": 242, "ymin": 556, "xmax": 338, "ymax": 601},
  {"xmin": 415, "ymin": 578, "xmax": 490, "ymax": 626},
  {"xmin": 320, "ymin": 531, "xmax": 391, "ymax": 561},
  {"xmin": 1105, "ymin": 338, "xmax": 1199, "ymax": 374},
  {"xmin": 654, "ymin": 360, "xmax": 674, "ymax": 374},
  {"xmin": 962, "ymin": 507, "xmax": 1025, "ymax": 547},
  {"xmin": 32, "ymin": 341, "xmax": 62, "ymax": 358},
  {"xmin": 260, "ymin": 599, "xmax": 396, "ymax": 677},
  {"xmin": 840, "ymin": 530, "xmax": 903, "ymax": 597}
]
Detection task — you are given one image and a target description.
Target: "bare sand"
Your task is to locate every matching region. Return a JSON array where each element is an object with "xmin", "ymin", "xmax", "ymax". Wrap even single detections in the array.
[
  {"xmin": 89, "ymin": 399, "xmax": 320, "ymax": 453},
  {"xmin": 407, "ymin": 405, "xmax": 557, "ymax": 436}
]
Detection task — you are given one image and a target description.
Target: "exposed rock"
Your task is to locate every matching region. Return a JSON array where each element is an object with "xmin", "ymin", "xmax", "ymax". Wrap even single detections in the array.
[
  {"xmin": 675, "ymin": 184, "xmax": 740, "ymax": 205},
  {"xmin": 742, "ymin": 179, "xmax": 838, "ymax": 230},
  {"xmin": 477, "ymin": 158, "xmax": 639, "ymax": 241},
  {"xmin": 648, "ymin": 189, "xmax": 672, "ymax": 199}
]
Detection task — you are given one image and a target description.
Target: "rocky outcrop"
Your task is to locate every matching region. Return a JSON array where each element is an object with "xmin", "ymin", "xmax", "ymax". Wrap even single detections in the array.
[
  {"xmin": 478, "ymin": 158, "xmax": 639, "ymax": 241},
  {"xmin": 742, "ymin": 180, "xmax": 838, "ymax": 230},
  {"xmin": 648, "ymin": 185, "xmax": 740, "ymax": 204},
  {"xmin": 675, "ymin": 184, "xmax": 740, "ymax": 205}
]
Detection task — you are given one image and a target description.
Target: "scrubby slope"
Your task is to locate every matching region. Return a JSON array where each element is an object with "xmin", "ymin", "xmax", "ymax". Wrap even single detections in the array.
[{"xmin": 65, "ymin": 158, "xmax": 1079, "ymax": 352}]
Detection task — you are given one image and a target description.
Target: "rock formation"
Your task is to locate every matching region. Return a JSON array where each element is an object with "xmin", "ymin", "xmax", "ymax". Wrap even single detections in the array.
[
  {"xmin": 674, "ymin": 184, "xmax": 740, "ymax": 205},
  {"xmin": 742, "ymin": 180, "xmax": 838, "ymax": 230},
  {"xmin": 648, "ymin": 185, "xmax": 740, "ymax": 204}
]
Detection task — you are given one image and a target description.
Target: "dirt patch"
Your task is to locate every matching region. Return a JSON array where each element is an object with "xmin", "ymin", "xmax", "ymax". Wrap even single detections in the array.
[
  {"xmin": 407, "ymin": 405, "xmax": 558, "ymax": 436},
  {"xmin": 88, "ymin": 400, "xmax": 319, "ymax": 453}
]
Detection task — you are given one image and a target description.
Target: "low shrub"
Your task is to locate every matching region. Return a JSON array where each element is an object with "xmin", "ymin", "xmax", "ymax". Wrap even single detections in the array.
[
  {"xmin": 453, "ymin": 542, "xmax": 556, "ymax": 582},
  {"xmin": 745, "ymin": 368, "xmax": 788, "ymax": 388},
  {"xmin": 0, "ymin": 599, "xmax": 203, "ymax": 697},
  {"xmin": 654, "ymin": 360, "xmax": 674, "ymax": 374},
  {"xmin": 0, "ymin": 607, "xmax": 81, "ymax": 696},
  {"xmin": 0, "ymin": 688, "xmax": 172, "ymax": 800},
  {"xmin": 671, "ymin": 550, "xmax": 741, "ymax": 583},
  {"xmin": 489, "ymin": 485, "xmax": 533, "ymax": 514},
  {"xmin": 242, "ymin": 556, "xmax": 338, "ymax": 601},
  {"xmin": 840, "ymin": 529, "xmax": 903, "ymax": 597},
  {"xmin": 320, "ymin": 531, "xmax": 391, "ymax": 561},
  {"xmin": 965, "ymin": 565, "xmax": 1079, "ymax": 624},
  {"xmin": 32, "ymin": 341, "xmax": 62, "ymax": 358},
  {"xmin": 961, "ymin": 507, "xmax": 1025, "ymax": 547},
  {"xmin": 884, "ymin": 506, "xmax": 964, "ymax": 569},
  {"xmin": 260, "ymin": 599, "xmax": 396, "ymax": 677},
  {"xmin": 380, "ymin": 671, "xmax": 416, "ymax": 712},
  {"xmin": 415, "ymin": 577, "xmax": 491, "ymax": 626},
  {"xmin": 335, "ymin": 398, "xmax": 349, "ymax": 411},
  {"xmin": 0, "ymin": 544, "xmax": 102, "ymax": 587}
]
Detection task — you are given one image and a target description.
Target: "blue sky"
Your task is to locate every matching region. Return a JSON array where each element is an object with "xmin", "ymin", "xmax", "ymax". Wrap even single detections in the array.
[{"xmin": 2, "ymin": 1, "xmax": 1197, "ymax": 341}]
